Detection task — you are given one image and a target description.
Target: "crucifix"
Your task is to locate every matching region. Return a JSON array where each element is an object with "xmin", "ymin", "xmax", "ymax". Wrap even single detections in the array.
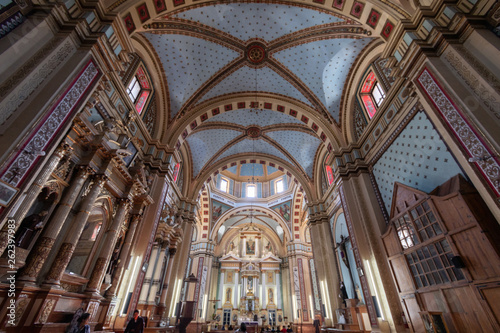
[{"xmin": 336, "ymin": 235, "xmax": 357, "ymax": 300}]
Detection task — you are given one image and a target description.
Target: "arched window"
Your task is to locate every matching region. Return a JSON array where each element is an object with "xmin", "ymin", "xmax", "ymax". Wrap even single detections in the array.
[
  {"xmin": 247, "ymin": 184, "xmax": 257, "ymax": 197},
  {"xmin": 359, "ymin": 71, "xmax": 386, "ymax": 119},
  {"xmin": 275, "ymin": 179, "xmax": 284, "ymax": 193},
  {"xmin": 126, "ymin": 65, "xmax": 152, "ymax": 115},
  {"xmin": 219, "ymin": 177, "xmax": 229, "ymax": 192}
]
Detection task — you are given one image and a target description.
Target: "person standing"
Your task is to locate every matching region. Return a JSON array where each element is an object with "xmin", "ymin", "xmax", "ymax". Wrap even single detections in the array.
[
  {"xmin": 124, "ymin": 310, "xmax": 144, "ymax": 333},
  {"xmin": 66, "ymin": 312, "xmax": 90, "ymax": 333},
  {"xmin": 234, "ymin": 322, "xmax": 247, "ymax": 332}
]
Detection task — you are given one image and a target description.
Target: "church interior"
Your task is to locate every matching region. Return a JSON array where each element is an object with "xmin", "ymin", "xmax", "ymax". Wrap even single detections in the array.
[{"xmin": 1, "ymin": 0, "xmax": 500, "ymax": 332}]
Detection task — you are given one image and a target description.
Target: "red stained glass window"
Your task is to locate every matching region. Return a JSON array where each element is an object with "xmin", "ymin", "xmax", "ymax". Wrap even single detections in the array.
[
  {"xmin": 127, "ymin": 65, "xmax": 152, "ymax": 115},
  {"xmin": 325, "ymin": 165, "xmax": 334, "ymax": 185},
  {"xmin": 360, "ymin": 71, "xmax": 385, "ymax": 119},
  {"xmin": 362, "ymin": 95, "xmax": 377, "ymax": 118},
  {"xmin": 173, "ymin": 163, "xmax": 180, "ymax": 182},
  {"xmin": 361, "ymin": 72, "xmax": 376, "ymax": 93}
]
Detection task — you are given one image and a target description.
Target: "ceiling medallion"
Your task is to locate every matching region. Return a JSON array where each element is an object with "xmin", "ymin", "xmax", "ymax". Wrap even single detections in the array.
[
  {"xmin": 247, "ymin": 126, "xmax": 261, "ymax": 138},
  {"xmin": 246, "ymin": 43, "xmax": 266, "ymax": 64}
]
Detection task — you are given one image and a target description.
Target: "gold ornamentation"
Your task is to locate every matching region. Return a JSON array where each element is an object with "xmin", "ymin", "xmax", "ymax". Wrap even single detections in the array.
[
  {"xmin": 45, "ymin": 242, "xmax": 74, "ymax": 282},
  {"xmin": 36, "ymin": 299, "xmax": 55, "ymax": 324},
  {"xmin": 19, "ymin": 237, "xmax": 55, "ymax": 279},
  {"xmin": 87, "ymin": 257, "xmax": 108, "ymax": 291},
  {"xmin": 10, "ymin": 296, "xmax": 29, "ymax": 326},
  {"xmin": 1, "ymin": 61, "xmax": 99, "ymax": 186}
]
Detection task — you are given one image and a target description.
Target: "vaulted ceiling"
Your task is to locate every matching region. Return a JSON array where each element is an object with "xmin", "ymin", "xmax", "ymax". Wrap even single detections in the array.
[{"xmin": 134, "ymin": 1, "xmax": 380, "ymax": 183}]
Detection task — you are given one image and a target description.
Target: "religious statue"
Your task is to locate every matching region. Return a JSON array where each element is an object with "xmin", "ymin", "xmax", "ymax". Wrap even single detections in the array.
[
  {"xmin": 355, "ymin": 284, "xmax": 363, "ymax": 304},
  {"xmin": 226, "ymin": 288, "xmax": 231, "ymax": 303},
  {"xmin": 15, "ymin": 211, "xmax": 48, "ymax": 249},
  {"xmin": 229, "ymin": 241, "xmax": 235, "ymax": 253},
  {"xmin": 268, "ymin": 288, "xmax": 274, "ymax": 303},
  {"xmin": 248, "ymin": 277, "xmax": 253, "ymax": 290}
]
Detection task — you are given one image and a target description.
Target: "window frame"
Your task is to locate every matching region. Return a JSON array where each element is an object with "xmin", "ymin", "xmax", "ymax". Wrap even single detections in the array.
[
  {"xmin": 359, "ymin": 70, "xmax": 386, "ymax": 119},
  {"xmin": 275, "ymin": 177, "xmax": 284, "ymax": 194},
  {"xmin": 126, "ymin": 65, "xmax": 153, "ymax": 115},
  {"xmin": 219, "ymin": 177, "xmax": 229, "ymax": 193},
  {"xmin": 391, "ymin": 199, "xmax": 465, "ymax": 289},
  {"xmin": 246, "ymin": 184, "xmax": 257, "ymax": 197}
]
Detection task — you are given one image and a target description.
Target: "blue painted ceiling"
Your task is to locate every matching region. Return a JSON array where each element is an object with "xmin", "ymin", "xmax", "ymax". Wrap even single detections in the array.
[
  {"xmin": 172, "ymin": 3, "xmax": 344, "ymax": 43},
  {"xmin": 204, "ymin": 108, "xmax": 303, "ymax": 127},
  {"xmin": 142, "ymin": 2, "xmax": 374, "ymax": 181}
]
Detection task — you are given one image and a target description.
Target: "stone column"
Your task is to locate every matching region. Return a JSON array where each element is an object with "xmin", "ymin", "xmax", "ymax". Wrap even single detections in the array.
[
  {"xmin": 148, "ymin": 242, "xmax": 168, "ymax": 303},
  {"xmin": 159, "ymin": 248, "xmax": 176, "ymax": 310},
  {"xmin": 164, "ymin": 215, "xmax": 194, "ymax": 315},
  {"xmin": 257, "ymin": 275, "xmax": 261, "ymax": 304},
  {"xmin": 340, "ymin": 173, "xmax": 406, "ymax": 331},
  {"xmin": 276, "ymin": 272, "xmax": 282, "ymax": 309},
  {"xmin": 86, "ymin": 198, "xmax": 131, "ymax": 293},
  {"xmin": 242, "ymin": 237, "xmax": 247, "ymax": 256},
  {"xmin": 219, "ymin": 271, "xmax": 225, "ymax": 305},
  {"xmin": 18, "ymin": 166, "xmax": 93, "ymax": 282},
  {"xmin": 308, "ymin": 210, "xmax": 340, "ymax": 326},
  {"xmin": 0, "ymin": 143, "xmax": 71, "ymax": 255},
  {"xmin": 43, "ymin": 174, "xmax": 107, "ymax": 285},
  {"xmin": 281, "ymin": 262, "xmax": 293, "ymax": 322},
  {"xmin": 261, "ymin": 271, "xmax": 266, "ymax": 309},
  {"xmin": 106, "ymin": 213, "xmax": 141, "ymax": 298},
  {"xmin": 139, "ymin": 243, "xmax": 160, "ymax": 303},
  {"xmin": 233, "ymin": 271, "xmax": 239, "ymax": 308}
]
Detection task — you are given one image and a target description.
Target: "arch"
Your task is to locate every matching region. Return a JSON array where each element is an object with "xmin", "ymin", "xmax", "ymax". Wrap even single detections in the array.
[
  {"xmin": 117, "ymin": 0, "xmax": 410, "ymax": 40},
  {"xmin": 341, "ymin": 43, "xmax": 386, "ymax": 143},
  {"xmin": 166, "ymin": 94, "xmax": 344, "ymax": 152},
  {"xmin": 66, "ymin": 196, "xmax": 113, "ymax": 276},
  {"xmin": 187, "ymin": 153, "xmax": 315, "ymax": 202},
  {"xmin": 210, "ymin": 205, "xmax": 293, "ymax": 244},
  {"xmin": 129, "ymin": 34, "xmax": 171, "ymax": 140},
  {"xmin": 215, "ymin": 222, "xmax": 286, "ymax": 258}
]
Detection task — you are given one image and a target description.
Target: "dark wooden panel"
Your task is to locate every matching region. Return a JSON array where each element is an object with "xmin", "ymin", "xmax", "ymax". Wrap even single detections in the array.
[
  {"xmin": 390, "ymin": 256, "xmax": 414, "ymax": 293},
  {"xmin": 481, "ymin": 285, "xmax": 500, "ymax": 327},
  {"xmin": 403, "ymin": 297, "xmax": 423, "ymax": 333},
  {"xmin": 452, "ymin": 228, "xmax": 500, "ymax": 280},
  {"xmin": 382, "ymin": 228, "xmax": 401, "ymax": 257}
]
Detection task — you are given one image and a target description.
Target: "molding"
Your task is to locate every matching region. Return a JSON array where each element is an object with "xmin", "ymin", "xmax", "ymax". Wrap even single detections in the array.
[
  {"xmin": 417, "ymin": 67, "xmax": 500, "ymax": 198},
  {"xmin": 1, "ymin": 59, "xmax": 100, "ymax": 187}
]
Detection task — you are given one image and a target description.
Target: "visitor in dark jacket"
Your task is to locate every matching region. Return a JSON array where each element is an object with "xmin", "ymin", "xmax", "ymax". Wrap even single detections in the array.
[{"xmin": 124, "ymin": 310, "xmax": 144, "ymax": 333}]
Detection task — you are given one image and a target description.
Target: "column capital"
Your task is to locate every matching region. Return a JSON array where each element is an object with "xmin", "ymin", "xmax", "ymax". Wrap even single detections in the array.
[
  {"xmin": 54, "ymin": 142, "xmax": 73, "ymax": 157},
  {"xmin": 93, "ymin": 174, "xmax": 109, "ymax": 185},
  {"xmin": 116, "ymin": 197, "xmax": 132, "ymax": 209},
  {"xmin": 76, "ymin": 165, "xmax": 95, "ymax": 177}
]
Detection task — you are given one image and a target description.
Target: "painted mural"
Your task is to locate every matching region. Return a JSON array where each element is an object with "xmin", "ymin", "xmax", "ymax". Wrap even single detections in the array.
[
  {"xmin": 212, "ymin": 200, "xmax": 232, "ymax": 221},
  {"xmin": 246, "ymin": 237, "xmax": 256, "ymax": 255},
  {"xmin": 270, "ymin": 200, "xmax": 292, "ymax": 222}
]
